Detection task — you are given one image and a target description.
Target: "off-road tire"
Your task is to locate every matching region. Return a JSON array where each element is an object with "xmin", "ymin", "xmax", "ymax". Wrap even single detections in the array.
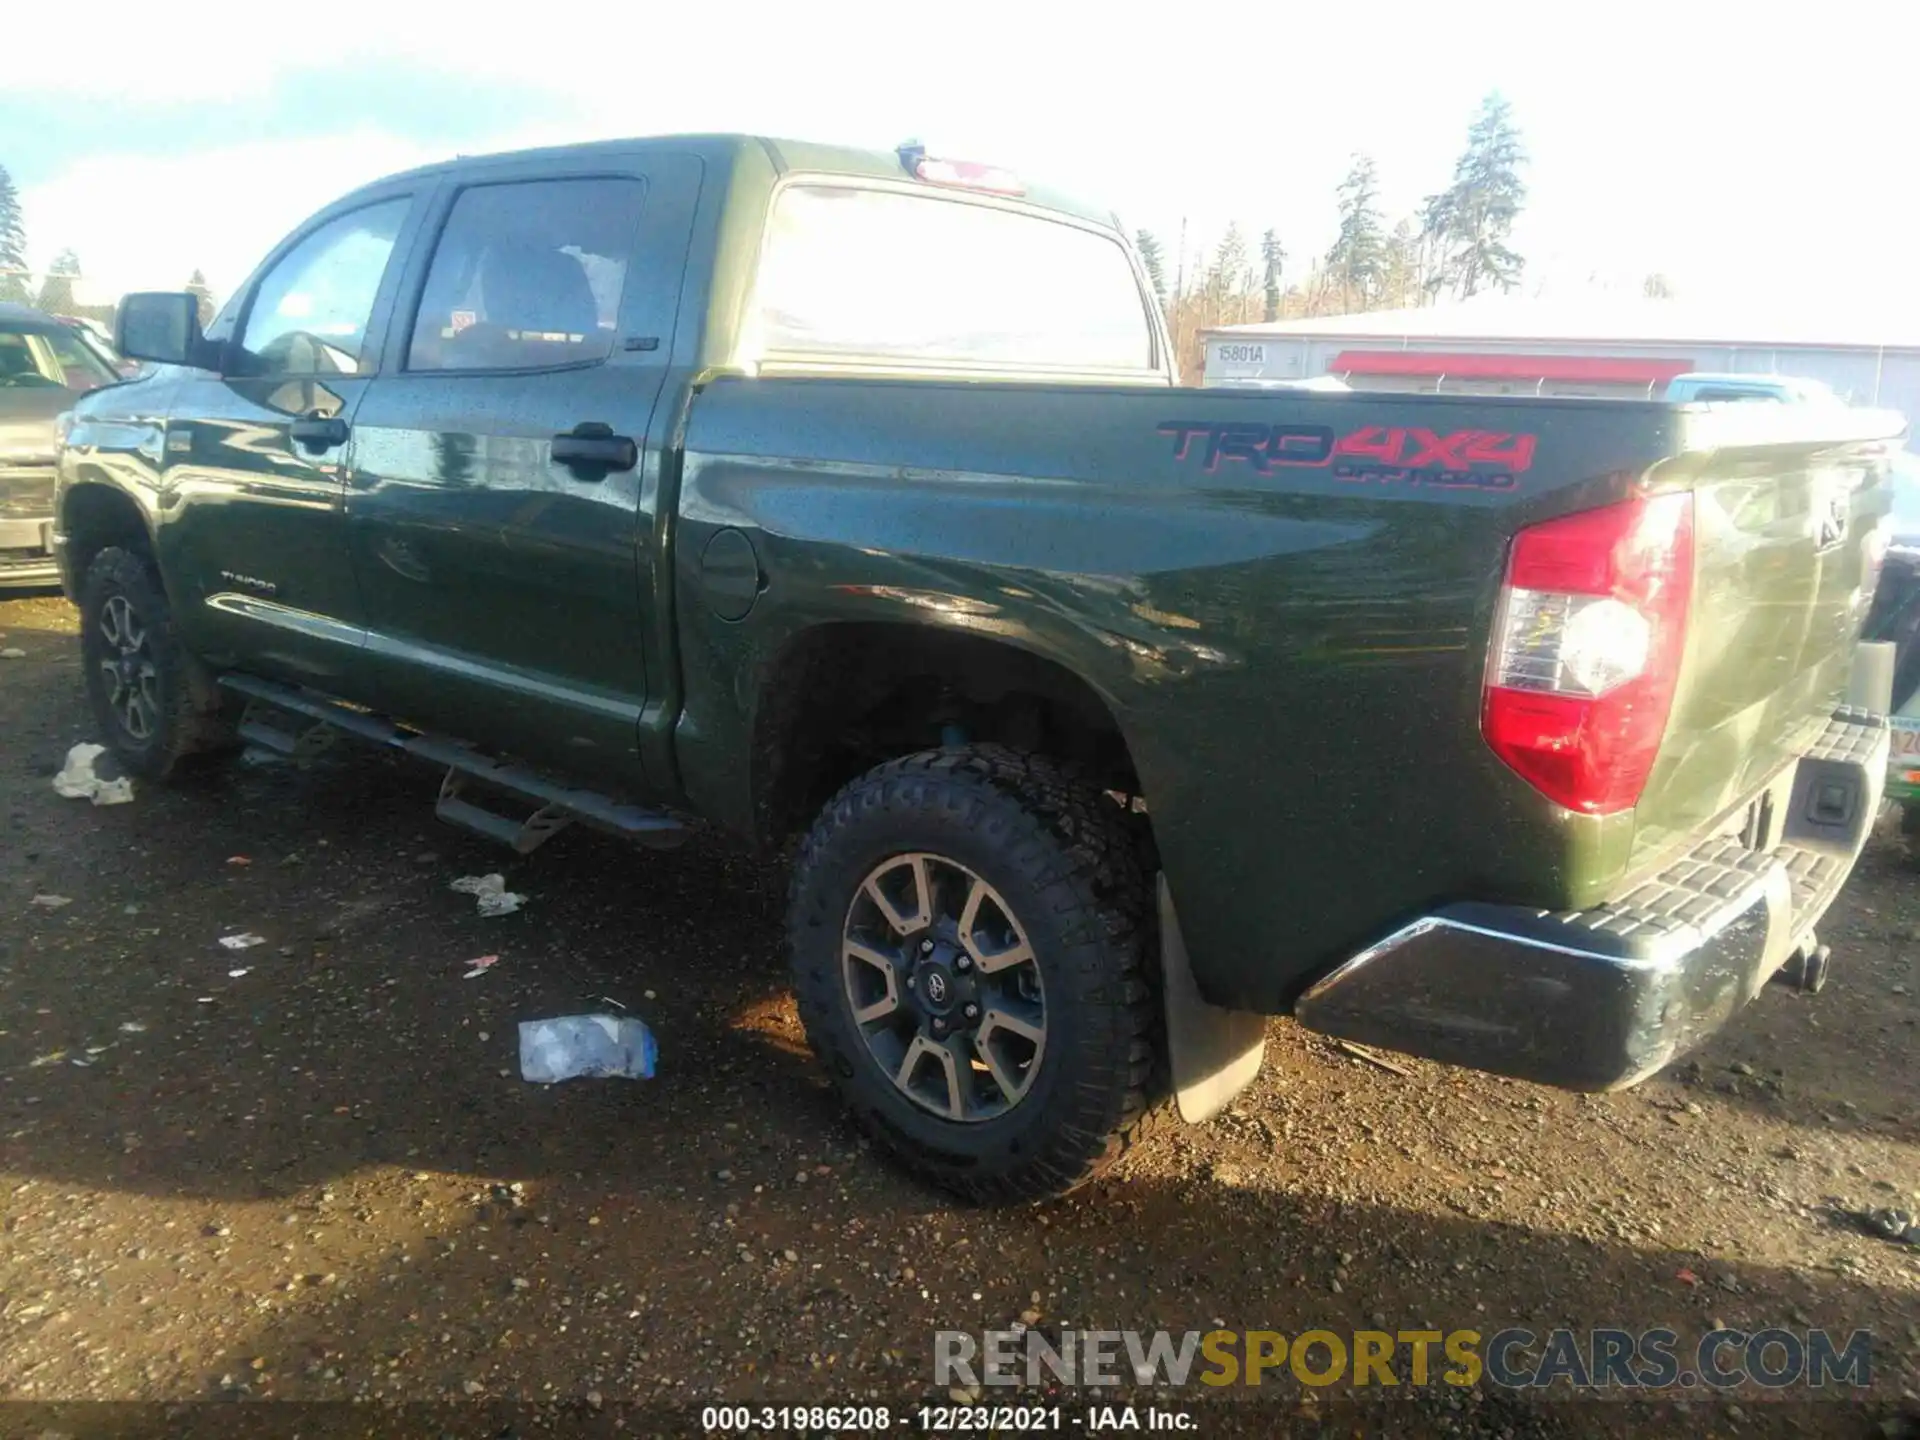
[
  {"xmin": 78, "ymin": 546, "xmax": 234, "ymax": 781},
  {"xmin": 788, "ymin": 745, "xmax": 1166, "ymax": 1204}
]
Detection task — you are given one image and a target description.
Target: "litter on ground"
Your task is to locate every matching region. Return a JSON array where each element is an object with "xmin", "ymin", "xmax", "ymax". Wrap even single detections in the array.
[
  {"xmin": 1858, "ymin": 1207, "xmax": 1919, "ymax": 1245},
  {"xmin": 519, "ymin": 1015, "xmax": 658, "ymax": 1083},
  {"xmin": 52, "ymin": 743, "xmax": 134, "ymax": 806},
  {"xmin": 227, "ymin": 968, "xmax": 251, "ymax": 978},
  {"xmin": 451, "ymin": 874, "xmax": 526, "ymax": 918},
  {"xmin": 1335, "ymin": 1039, "xmax": 1413, "ymax": 1076},
  {"xmin": 463, "ymin": 954, "xmax": 501, "ymax": 980},
  {"xmin": 218, "ymin": 933, "xmax": 267, "ymax": 951},
  {"xmin": 29, "ymin": 895, "xmax": 71, "ymax": 909}
]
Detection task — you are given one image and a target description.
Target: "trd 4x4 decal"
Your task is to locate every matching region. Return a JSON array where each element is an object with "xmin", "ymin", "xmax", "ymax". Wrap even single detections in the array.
[{"xmin": 1157, "ymin": 421, "xmax": 1538, "ymax": 491}]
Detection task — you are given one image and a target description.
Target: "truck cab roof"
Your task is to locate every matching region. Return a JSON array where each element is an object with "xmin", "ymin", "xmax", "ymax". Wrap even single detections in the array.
[{"xmin": 357, "ymin": 134, "xmax": 1121, "ymax": 231}]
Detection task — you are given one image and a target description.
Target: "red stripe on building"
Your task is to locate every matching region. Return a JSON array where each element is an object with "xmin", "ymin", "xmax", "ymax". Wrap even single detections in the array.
[{"xmin": 1330, "ymin": 351, "xmax": 1696, "ymax": 385}]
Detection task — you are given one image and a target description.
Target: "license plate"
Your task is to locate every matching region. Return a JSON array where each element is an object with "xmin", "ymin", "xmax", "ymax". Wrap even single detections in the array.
[{"xmin": 1215, "ymin": 344, "xmax": 1266, "ymax": 366}]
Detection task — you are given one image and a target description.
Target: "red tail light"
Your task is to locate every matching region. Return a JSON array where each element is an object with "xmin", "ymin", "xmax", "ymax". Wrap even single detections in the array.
[{"xmin": 1482, "ymin": 493, "xmax": 1695, "ymax": 814}]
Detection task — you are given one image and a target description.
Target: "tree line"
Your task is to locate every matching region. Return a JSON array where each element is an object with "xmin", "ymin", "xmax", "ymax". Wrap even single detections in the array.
[
  {"xmin": 8, "ymin": 97, "xmax": 1661, "ymax": 379},
  {"xmin": 1137, "ymin": 92, "xmax": 1531, "ymax": 377},
  {"xmin": 0, "ymin": 162, "xmax": 214, "ymax": 327}
]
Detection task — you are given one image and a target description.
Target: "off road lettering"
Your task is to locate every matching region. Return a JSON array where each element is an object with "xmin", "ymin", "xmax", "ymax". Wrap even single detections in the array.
[{"xmin": 1159, "ymin": 421, "xmax": 1537, "ymax": 480}]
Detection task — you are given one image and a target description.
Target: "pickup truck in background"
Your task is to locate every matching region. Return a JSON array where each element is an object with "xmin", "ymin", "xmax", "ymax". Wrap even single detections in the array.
[
  {"xmin": 1661, "ymin": 372, "xmax": 1852, "ymax": 406},
  {"xmin": 54, "ymin": 135, "xmax": 1905, "ymax": 1203}
]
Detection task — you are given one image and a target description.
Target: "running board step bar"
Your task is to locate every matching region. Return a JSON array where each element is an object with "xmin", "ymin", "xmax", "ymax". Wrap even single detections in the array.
[
  {"xmin": 434, "ymin": 770, "xmax": 574, "ymax": 855},
  {"xmin": 218, "ymin": 674, "xmax": 686, "ymax": 852},
  {"xmin": 236, "ymin": 703, "xmax": 340, "ymax": 762}
]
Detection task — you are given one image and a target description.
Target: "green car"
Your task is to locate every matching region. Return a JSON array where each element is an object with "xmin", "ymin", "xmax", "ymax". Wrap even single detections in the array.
[{"xmin": 54, "ymin": 135, "xmax": 1905, "ymax": 1202}]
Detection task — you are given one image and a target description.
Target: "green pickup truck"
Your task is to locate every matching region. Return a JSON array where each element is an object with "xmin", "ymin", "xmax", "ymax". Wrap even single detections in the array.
[{"xmin": 54, "ymin": 135, "xmax": 1906, "ymax": 1203}]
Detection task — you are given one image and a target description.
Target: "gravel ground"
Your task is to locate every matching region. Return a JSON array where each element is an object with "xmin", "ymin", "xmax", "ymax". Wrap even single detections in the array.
[{"xmin": 1, "ymin": 591, "xmax": 1916, "ymax": 1439}]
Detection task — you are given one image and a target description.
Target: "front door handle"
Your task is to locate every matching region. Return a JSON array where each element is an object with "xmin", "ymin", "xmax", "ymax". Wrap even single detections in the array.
[
  {"xmin": 551, "ymin": 422, "xmax": 637, "ymax": 477},
  {"xmin": 290, "ymin": 414, "xmax": 350, "ymax": 451}
]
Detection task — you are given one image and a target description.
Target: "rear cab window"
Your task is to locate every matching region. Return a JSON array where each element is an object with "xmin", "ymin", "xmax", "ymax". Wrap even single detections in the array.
[
  {"xmin": 749, "ymin": 182, "xmax": 1158, "ymax": 376},
  {"xmin": 407, "ymin": 177, "xmax": 648, "ymax": 373}
]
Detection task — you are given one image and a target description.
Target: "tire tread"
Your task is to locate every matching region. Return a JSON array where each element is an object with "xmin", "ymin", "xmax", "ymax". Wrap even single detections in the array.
[
  {"xmin": 788, "ymin": 744, "xmax": 1167, "ymax": 1204},
  {"xmin": 79, "ymin": 546, "xmax": 233, "ymax": 780}
]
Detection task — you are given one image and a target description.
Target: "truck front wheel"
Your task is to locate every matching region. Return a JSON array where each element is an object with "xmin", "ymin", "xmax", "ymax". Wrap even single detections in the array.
[
  {"xmin": 78, "ymin": 547, "xmax": 233, "ymax": 780},
  {"xmin": 787, "ymin": 746, "xmax": 1164, "ymax": 1203}
]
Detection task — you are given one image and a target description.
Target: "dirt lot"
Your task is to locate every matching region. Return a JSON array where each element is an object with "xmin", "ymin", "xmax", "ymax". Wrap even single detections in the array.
[{"xmin": 1, "ymin": 591, "xmax": 1916, "ymax": 1439}]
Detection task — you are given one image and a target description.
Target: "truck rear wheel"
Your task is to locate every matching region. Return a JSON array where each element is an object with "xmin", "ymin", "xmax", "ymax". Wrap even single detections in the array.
[
  {"xmin": 787, "ymin": 745, "xmax": 1164, "ymax": 1203},
  {"xmin": 78, "ymin": 546, "xmax": 234, "ymax": 781}
]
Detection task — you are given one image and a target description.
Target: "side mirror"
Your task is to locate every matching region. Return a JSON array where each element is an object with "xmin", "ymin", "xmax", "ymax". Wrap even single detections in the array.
[{"xmin": 114, "ymin": 293, "xmax": 211, "ymax": 368}]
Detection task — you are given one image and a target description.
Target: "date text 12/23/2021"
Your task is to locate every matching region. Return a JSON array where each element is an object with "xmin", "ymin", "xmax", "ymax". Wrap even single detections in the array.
[{"xmin": 701, "ymin": 1406, "xmax": 1193, "ymax": 1432}]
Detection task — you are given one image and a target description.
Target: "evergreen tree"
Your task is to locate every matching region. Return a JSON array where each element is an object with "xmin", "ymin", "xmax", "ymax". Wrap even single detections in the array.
[
  {"xmin": 0, "ymin": 164, "xmax": 27, "ymax": 304},
  {"xmin": 1420, "ymin": 93, "xmax": 1529, "ymax": 299},
  {"xmin": 1134, "ymin": 230, "xmax": 1167, "ymax": 304},
  {"xmin": 432, "ymin": 431, "xmax": 477, "ymax": 486},
  {"xmin": 1325, "ymin": 155, "xmax": 1387, "ymax": 310},
  {"xmin": 1260, "ymin": 230, "xmax": 1286, "ymax": 322}
]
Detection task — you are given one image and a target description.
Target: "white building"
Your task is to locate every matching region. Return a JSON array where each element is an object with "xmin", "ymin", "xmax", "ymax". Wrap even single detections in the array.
[{"xmin": 1200, "ymin": 297, "xmax": 1920, "ymax": 433}]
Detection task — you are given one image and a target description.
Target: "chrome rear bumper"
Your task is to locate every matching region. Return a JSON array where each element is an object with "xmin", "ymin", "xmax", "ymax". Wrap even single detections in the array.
[{"xmin": 1295, "ymin": 709, "xmax": 1887, "ymax": 1090}]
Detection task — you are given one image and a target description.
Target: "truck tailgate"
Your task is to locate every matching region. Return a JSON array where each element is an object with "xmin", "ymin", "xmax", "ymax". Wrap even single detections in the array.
[{"xmin": 1629, "ymin": 407, "xmax": 1903, "ymax": 869}]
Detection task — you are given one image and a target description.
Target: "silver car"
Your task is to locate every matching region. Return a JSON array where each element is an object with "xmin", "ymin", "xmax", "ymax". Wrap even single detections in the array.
[{"xmin": 1, "ymin": 304, "xmax": 122, "ymax": 587}]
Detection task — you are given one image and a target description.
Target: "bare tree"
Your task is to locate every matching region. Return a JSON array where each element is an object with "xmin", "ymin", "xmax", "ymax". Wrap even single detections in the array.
[
  {"xmin": 186, "ymin": 270, "xmax": 217, "ymax": 326},
  {"xmin": 1378, "ymin": 220, "xmax": 1423, "ymax": 311},
  {"xmin": 34, "ymin": 249, "xmax": 81, "ymax": 316}
]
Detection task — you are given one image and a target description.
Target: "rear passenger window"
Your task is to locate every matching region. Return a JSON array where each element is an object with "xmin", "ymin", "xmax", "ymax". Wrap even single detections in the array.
[{"xmin": 407, "ymin": 178, "xmax": 646, "ymax": 372}]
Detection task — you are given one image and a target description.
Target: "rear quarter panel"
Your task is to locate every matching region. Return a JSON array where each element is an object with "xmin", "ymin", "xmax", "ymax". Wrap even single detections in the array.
[{"xmin": 673, "ymin": 378, "xmax": 1681, "ymax": 1009}]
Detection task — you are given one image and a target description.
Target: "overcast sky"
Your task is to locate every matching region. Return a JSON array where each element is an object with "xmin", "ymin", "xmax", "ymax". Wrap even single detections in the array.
[{"xmin": 5, "ymin": 0, "xmax": 1913, "ymax": 317}]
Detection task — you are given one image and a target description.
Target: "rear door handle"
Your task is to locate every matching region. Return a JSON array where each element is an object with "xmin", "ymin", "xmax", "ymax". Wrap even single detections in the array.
[
  {"xmin": 551, "ymin": 422, "xmax": 637, "ymax": 477},
  {"xmin": 290, "ymin": 415, "xmax": 350, "ymax": 451}
]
